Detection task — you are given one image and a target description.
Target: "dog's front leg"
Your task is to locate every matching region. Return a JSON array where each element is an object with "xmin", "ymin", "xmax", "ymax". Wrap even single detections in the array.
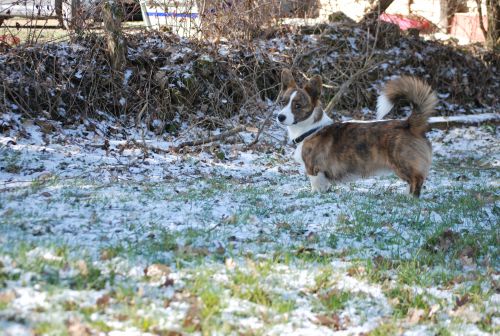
[{"xmin": 308, "ymin": 172, "xmax": 330, "ymax": 193}]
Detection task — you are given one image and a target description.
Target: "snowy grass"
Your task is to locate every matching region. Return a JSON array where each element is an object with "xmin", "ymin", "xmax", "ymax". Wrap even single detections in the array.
[{"xmin": 0, "ymin": 122, "xmax": 498, "ymax": 335}]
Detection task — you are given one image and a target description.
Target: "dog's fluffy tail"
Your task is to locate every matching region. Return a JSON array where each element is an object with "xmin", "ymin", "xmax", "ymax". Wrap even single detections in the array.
[{"xmin": 376, "ymin": 76, "xmax": 438, "ymax": 134}]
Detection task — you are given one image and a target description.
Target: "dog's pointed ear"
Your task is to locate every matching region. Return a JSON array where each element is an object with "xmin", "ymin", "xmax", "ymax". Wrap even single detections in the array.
[
  {"xmin": 304, "ymin": 74, "xmax": 322, "ymax": 103},
  {"xmin": 281, "ymin": 69, "xmax": 296, "ymax": 90}
]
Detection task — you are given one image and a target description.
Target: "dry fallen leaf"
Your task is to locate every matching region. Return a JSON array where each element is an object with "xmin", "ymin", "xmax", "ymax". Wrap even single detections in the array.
[
  {"xmin": 76, "ymin": 259, "xmax": 88, "ymax": 276},
  {"xmin": 408, "ymin": 308, "xmax": 425, "ymax": 324},
  {"xmin": 315, "ymin": 313, "xmax": 342, "ymax": 330},
  {"xmin": 428, "ymin": 304, "xmax": 440, "ymax": 318},
  {"xmin": 183, "ymin": 301, "xmax": 201, "ymax": 330},
  {"xmin": 0, "ymin": 290, "xmax": 16, "ymax": 305},
  {"xmin": 116, "ymin": 314, "xmax": 129, "ymax": 321},
  {"xmin": 389, "ymin": 297, "xmax": 400, "ymax": 305},
  {"xmin": 96, "ymin": 294, "xmax": 110, "ymax": 308},
  {"xmin": 144, "ymin": 263, "xmax": 171, "ymax": 279},
  {"xmin": 66, "ymin": 317, "xmax": 91, "ymax": 336},
  {"xmin": 100, "ymin": 249, "xmax": 113, "ymax": 261},
  {"xmin": 347, "ymin": 266, "xmax": 365, "ymax": 277},
  {"xmin": 450, "ymin": 305, "xmax": 481, "ymax": 323},
  {"xmin": 454, "ymin": 294, "xmax": 470, "ymax": 308}
]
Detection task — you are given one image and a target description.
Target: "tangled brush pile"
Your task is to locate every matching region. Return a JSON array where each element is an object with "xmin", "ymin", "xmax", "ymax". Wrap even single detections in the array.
[{"xmin": 1, "ymin": 20, "xmax": 498, "ymax": 132}]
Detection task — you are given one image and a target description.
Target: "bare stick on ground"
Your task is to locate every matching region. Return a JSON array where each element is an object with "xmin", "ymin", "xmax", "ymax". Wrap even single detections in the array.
[
  {"xmin": 174, "ymin": 125, "xmax": 253, "ymax": 150},
  {"xmin": 246, "ymin": 108, "xmax": 275, "ymax": 148}
]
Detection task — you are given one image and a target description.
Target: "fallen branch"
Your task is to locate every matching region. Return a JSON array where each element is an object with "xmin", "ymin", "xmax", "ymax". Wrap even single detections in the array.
[
  {"xmin": 131, "ymin": 140, "xmax": 170, "ymax": 154},
  {"xmin": 428, "ymin": 113, "xmax": 500, "ymax": 130},
  {"xmin": 109, "ymin": 125, "xmax": 254, "ymax": 155},
  {"xmin": 174, "ymin": 125, "xmax": 253, "ymax": 150},
  {"xmin": 246, "ymin": 109, "xmax": 274, "ymax": 149},
  {"xmin": 115, "ymin": 139, "xmax": 169, "ymax": 155}
]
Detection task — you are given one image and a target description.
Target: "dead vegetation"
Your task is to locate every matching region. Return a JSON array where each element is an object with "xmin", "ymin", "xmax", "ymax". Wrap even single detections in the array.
[{"xmin": 0, "ymin": 17, "xmax": 498, "ymax": 133}]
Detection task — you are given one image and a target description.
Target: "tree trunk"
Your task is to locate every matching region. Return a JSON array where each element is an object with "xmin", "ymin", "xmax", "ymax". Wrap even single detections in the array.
[
  {"xmin": 485, "ymin": 0, "xmax": 500, "ymax": 49},
  {"xmin": 102, "ymin": 0, "xmax": 127, "ymax": 72},
  {"xmin": 439, "ymin": 0, "xmax": 449, "ymax": 33},
  {"xmin": 361, "ymin": 0, "xmax": 396, "ymax": 22},
  {"xmin": 476, "ymin": 0, "xmax": 488, "ymax": 39},
  {"xmin": 477, "ymin": 0, "xmax": 500, "ymax": 49}
]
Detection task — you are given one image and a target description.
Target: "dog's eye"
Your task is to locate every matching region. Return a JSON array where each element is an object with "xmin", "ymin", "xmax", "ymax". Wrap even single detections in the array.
[{"xmin": 294, "ymin": 103, "xmax": 301, "ymax": 109}]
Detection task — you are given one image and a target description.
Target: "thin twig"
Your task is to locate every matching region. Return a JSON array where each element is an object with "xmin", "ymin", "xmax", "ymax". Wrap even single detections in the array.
[
  {"xmin": 246, "ymin": 107, "xmax": 275, "ymax": 148},
  {"xmin": 323, "ymin": 60, "xmax": 380, "ymax": 116},
  {"xmin": 245, "ymin": 81, "xmax": 284, "ymax": 148}
]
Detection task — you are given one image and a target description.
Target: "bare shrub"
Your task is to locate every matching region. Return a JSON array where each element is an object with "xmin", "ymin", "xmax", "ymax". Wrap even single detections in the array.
[
  {"xmin": 199, "ymin": 0, "xmax": 281, "ymax": 40},
  {"xmin": 0, "ymin": 1, "xmax": 498, "ymax": 131}
]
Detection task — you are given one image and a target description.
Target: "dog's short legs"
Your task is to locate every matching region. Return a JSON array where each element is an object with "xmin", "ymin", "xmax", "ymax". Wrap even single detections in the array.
[
  {"xmin": 401, "ymin": 174, "xmax": 424, "ymax": 198},
  {"xmin": 409, "ymin": 175, "xmax": 424, "ymax": 198},
  {"xmin": 309, "ymin": 172, "xmax": 330, "ymax": 193},
  {"xmin": 394, "ymin": 163, "xmax": 426, "ymax": 198}
]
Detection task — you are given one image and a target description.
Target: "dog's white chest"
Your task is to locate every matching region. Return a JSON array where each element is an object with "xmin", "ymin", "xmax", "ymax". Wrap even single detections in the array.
[{"xmin": 293, "ymin": 142, "xmax": 305, "ymax": 169}]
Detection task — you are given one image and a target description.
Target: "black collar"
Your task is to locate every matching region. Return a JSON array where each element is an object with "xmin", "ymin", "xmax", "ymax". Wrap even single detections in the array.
[{"xmin": 292, "ymin": 126, "xmax": 322, "ymax": 145}]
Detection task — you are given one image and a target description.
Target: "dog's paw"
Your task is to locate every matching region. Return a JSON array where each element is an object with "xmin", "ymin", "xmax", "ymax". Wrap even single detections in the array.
[
  {"xmin": 309, "ymin": 173, "xmax": 331, "ymax": 193},
  {"xmin": 311, "ymin": 185, "xmax": 330, "ymax": 193}
]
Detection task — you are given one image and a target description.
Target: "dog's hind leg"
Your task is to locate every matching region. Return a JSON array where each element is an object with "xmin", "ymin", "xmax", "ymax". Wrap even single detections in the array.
[
  {"xmin": 396, "ymin": 168, "xmax": 425, "ymax": 198},
  {"xmin": 309, "ymin": 172, "xmax": 331, "ymax": 193},
  {"xmin": 409, "ymin": 175, "xmax": 425, "ymax": 198}
]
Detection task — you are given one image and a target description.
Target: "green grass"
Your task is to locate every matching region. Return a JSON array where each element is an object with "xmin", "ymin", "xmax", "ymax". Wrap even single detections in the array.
[
  {"xmin": 69, "ymin": 263, "xmax": 112, "ymax": 290},
  {"xmin": 386, "ymin": 286, "xmax": 430, "ymax": 319},
  {"xmin": 319, "ymin": 289, "xmax": 351, "ymax": 312},
  {"xmin": 0, "ymin": 301, "xmax": 10, "ymax": 310},
  {"xmin": 434, "ymin": 327, "xmax": 453, "ymax": 336},
  {"xmin": 33, "ymin": 321, "xmax": 68, "ymax": 336},
  {"xmin": 89, "ymin": 320, "xmax": 113, "ymax": 333},
  {"xmin": 0, "ymin": 149, "xmax": 497, "ymax": 335},
  {"xmin": 368, "ymin": 322, "xmax": 399, "ymax": 336},
  {"xmin": 2, "ymin": 150, "xmax": 23, "ymax": 174}
]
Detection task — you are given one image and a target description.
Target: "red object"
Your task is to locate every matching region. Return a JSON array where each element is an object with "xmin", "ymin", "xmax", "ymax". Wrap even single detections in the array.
[
  {"xmin": 0, "ymin": 35, "xmax": 21, "ymax": 45},
  {"xmin": 379, "ymin": 13, "xmax": 433, "ymax": 32}
]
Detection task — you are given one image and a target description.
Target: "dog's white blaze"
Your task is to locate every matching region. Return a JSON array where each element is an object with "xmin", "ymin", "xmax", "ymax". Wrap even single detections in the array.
[
  {"xmin": 286, "ymin": 106, "xmax": 333, "ymax": 141},
  {"xmin": 293, "ymin": 142, "xmax": 305, "ymax": 168},
  {"xmin": 279, "ymin": 91, "xmax": 297, "ymax": 125},
  {"xmin": 376, "ymin": 93, "xmax": 394, "ymax": 120}
]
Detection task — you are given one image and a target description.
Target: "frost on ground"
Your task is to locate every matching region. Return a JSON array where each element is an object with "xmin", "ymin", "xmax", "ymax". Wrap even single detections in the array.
[{"xmin": 0, "ymin": 116, "xmax": 498, "ymax": 335}]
